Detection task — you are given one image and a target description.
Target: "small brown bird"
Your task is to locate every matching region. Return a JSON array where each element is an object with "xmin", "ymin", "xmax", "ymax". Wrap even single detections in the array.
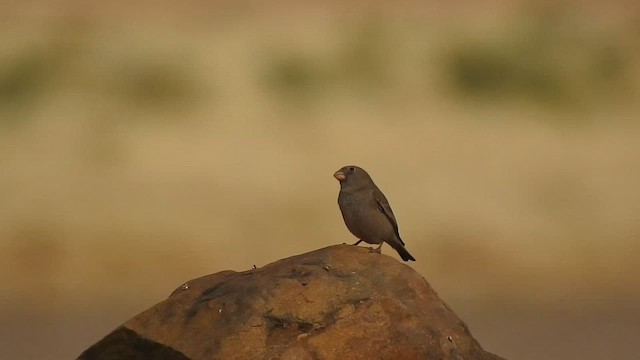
[{"xmin": 334, "ymin": 165, "xmax": 416, "ymax": 261}]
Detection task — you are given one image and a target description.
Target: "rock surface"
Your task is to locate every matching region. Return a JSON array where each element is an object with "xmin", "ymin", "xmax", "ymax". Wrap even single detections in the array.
[{"xmin": 79, "ymin": 245, "xmax": 504, "ymax": 360}]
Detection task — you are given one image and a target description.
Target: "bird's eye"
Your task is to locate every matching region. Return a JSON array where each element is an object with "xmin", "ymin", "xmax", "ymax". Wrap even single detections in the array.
[{"xmin": 348, "ymin": 167, "xmax": 355, "ymax": 173}]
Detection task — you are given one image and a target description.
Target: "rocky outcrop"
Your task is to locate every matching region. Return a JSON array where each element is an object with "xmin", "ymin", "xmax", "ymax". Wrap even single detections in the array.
[{"xmin": 79, "ymin": 244, "xmax": 503, "ymax": 360}]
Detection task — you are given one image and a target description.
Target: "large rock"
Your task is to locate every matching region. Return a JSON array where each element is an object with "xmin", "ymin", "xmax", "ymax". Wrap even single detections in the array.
[{"xmin": 79, "ymin": 245, "xmax": 503, "ymax": 360}]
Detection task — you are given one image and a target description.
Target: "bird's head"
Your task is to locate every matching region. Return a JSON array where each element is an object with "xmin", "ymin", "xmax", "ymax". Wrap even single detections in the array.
[{"xmin": 333, "ymin": 165, "xmax": 373, "ymax": 190}]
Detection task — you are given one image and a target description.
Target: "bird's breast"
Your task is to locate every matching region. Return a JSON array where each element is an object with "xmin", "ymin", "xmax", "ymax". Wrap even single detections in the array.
[{"xmin": 338, "ymin": 191, "xmax": 389, "ymax": 242}]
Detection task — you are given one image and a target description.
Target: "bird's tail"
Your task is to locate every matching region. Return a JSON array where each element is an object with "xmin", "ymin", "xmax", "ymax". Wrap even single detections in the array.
[{"xmin": 388, "ymin": 238, "xmax": 416, "ymax": 262}]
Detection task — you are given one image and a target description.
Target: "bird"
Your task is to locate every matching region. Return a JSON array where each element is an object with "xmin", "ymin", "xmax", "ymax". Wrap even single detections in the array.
[{"xmin": 333, "ymin": 165, "xmax": 416, "ymax": 261}]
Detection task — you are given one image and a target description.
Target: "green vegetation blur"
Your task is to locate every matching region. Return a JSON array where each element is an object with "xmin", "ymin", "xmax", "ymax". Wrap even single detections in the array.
[{"xmin": 1, "ymin": 1, "xmax": 639, "ymax": 360}]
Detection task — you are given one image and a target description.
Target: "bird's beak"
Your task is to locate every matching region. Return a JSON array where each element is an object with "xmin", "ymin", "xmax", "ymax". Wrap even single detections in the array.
[{"xmin": 333, "ymin": 170, "xmax": 346, "ymax": 182}]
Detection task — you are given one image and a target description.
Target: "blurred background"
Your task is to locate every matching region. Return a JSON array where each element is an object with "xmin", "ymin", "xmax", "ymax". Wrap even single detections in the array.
[{"xmin": 1, "ymin": 1, "xmax": 639, "ymax": 359}]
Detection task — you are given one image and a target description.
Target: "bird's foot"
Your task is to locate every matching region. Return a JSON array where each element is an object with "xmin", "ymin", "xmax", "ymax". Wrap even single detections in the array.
[
  {"xmin": 352, "ymin": 239, "xmax": 363, "ymax": 246},
  {"xmin": 369, "ymin": 246, "xmax": 382, "ymax": 254}
]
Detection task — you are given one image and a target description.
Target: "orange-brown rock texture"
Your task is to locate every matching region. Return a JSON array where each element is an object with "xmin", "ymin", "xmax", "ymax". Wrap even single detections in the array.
[{"xmin": 78, "ymin": 245, "xmax": 504, "ymax": 360}]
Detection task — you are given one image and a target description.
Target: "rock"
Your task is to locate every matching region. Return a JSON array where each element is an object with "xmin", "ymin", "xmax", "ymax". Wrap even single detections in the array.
[{"xmin": 78, "ymin": 245, "xmax": 504, "ymax": 360}]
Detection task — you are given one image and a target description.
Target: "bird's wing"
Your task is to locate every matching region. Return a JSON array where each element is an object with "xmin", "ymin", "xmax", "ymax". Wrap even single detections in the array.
[{"xmin": 373, "ymin": 188, "xmax": 405, "ymax": 245}]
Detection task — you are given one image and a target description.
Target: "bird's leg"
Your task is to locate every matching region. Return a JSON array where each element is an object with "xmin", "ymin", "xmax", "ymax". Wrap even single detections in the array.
[
  {"xmin": 370, "ymin": 243, "xmax": 383, "ymax": 254},
  {"xmin": 352, "ymin": 239, "xmax": 363, "ymax": 246}
]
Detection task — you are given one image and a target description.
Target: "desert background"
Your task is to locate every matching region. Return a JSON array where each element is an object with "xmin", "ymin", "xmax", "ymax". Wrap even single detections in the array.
[{"xmin": 1, "ymin": 1, "xmax": 639, "ymax": 359}]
